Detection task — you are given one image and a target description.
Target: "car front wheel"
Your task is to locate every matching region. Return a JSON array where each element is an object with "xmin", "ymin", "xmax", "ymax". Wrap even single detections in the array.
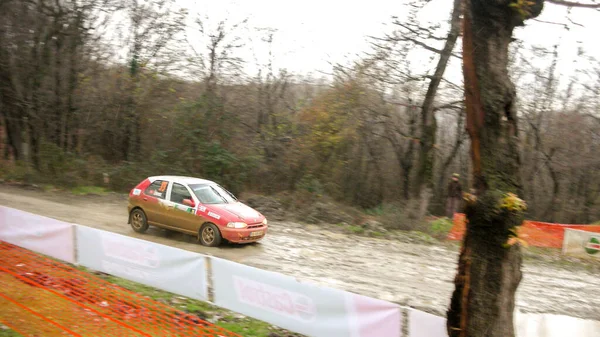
[
  {"xmin": 130, "ymin": 209, "xmax": 149, "ymax": 233},
  {"xmin": 199, "ymin": 223, "xmax": 222, "ymax": 247}
]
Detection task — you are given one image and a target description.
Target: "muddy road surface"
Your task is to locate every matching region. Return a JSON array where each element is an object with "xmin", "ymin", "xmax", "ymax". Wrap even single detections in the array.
[{"xmin": 0, "ymin": 186, "xmax": 598, "ymax": 321}]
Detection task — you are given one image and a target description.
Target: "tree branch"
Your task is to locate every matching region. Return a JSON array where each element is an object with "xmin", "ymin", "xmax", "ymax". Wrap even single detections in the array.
[{"xmin": 546, "ymin": 0, "xmax": 600, "ymax": 8}]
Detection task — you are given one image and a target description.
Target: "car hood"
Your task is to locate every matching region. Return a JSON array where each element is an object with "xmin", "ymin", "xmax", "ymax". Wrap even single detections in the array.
[{"xmin": 210, "ymin": 202, "xmax": 264, "ymax": 223}]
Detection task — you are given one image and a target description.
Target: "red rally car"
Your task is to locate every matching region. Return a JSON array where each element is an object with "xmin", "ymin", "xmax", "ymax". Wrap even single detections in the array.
[{"xmin": 127, "ymin": 175, "xmax": 268, "ymax": 247}]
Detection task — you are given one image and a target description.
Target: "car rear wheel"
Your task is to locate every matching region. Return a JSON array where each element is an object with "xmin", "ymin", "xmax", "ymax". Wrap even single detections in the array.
[
  {"xmin": 198, "ymin": 223, "xmax": 222, "ymax": 247},
  {"xmin": 130, "ymin": 209, "xmax": 149, "ymax": 233}
]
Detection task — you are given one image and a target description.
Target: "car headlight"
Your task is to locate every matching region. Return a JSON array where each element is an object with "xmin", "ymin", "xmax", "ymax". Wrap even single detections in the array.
[
  {"xmin": 227, "ymin": 222, "xmax": 247, "ymax": 229},
  {"xmin": 262, "ymin": 218, "xmax": 268, "ymax": 225}
]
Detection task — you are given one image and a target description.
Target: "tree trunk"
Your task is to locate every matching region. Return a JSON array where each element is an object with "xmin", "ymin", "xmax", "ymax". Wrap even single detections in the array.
[
  {"xmin": 54, "ymin": 33, "xmax": 63, "ymax": 147},
  {"xmin": 28, "ymin": 120, "xmax": 40, "ymax": 170},
  {"xmin": 123, "ymin": 77, "xmax": 138, "ymax": 161},
  {"xmin": 399, "ymin": 136, "xmax": 415, "ymax": 201},
  {"xmin": 66, "ymin": 40, "xmax": 78, "ymax": 153},
  {"xmin": 447, "ymin": 1, "xmax": 543, "ymax": 337},
  {"xmin": 3, "ymin": 113, "xmax": 22, "ymax": 161},
  {"xmin": 401, "ymin": 162, "xmax": 412, "ymax": 200}
]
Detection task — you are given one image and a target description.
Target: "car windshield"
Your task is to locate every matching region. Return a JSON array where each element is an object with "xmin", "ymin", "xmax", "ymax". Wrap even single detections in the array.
[{"xmin": 189, "ymin": 184, "xmax": 237, "ymax": 204}]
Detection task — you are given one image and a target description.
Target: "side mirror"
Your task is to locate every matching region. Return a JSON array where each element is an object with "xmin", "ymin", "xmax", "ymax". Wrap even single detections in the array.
[{"xmin": 183, "ymin": 199, "xmax": 196, "ymax": 207}]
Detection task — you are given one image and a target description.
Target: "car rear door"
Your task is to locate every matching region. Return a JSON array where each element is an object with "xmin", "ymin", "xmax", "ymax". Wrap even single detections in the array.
[
  {"xmin": 141, "ymin": 179, "xmax": 170, "ymax": 225},
  {"xmin": 162, "ymin": 182, "xmax": 202, "ymax": 234}
]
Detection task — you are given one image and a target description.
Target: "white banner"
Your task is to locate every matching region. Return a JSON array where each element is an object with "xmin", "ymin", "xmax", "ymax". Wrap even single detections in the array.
[
  {"xmin": 344, "ymin": 292, "xmax": 402, "ymax": 337},
  {"xmin": 562, "ymin": 228, "xmax": 600, "ymax": 259},
  {"xmin": 76, "ymin": 225, "xmax": 208, "ymax": 301},
  {"xmin": 0, "ymin": 206, "xmax": 75, "ymax": 263},
  {"xmin": 211, "ymin": 257, "xmax": 401, "ymax": 337},
  {"xmin": 408, "ymin": 309, "xmax": 448, "ymax": 337}
]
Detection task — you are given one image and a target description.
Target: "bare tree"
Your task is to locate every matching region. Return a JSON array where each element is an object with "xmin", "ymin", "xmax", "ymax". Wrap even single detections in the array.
[
  {"xmin": 189, "ymin": 16, "xmax": 246, "ymax": 94},
  {"xmin": 367, "ymin": 0, "xmax": 462, "ymax": 215},
  {"xmin": 413, "ymin": 0, "xmax": 462, "ymax": 212},
  {"xmin": 254, "ymin": 31, "xmax": 293, "ymax": 164},
  {"xmin": 120, "ymin": 0, "xmax": 187, "ymax": 160}
]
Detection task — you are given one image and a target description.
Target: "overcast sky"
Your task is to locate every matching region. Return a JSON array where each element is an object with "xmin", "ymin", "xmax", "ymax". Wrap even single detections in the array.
[{"xmin": 176, "ymin": 0, "xmax": 600, "ymax": 82}]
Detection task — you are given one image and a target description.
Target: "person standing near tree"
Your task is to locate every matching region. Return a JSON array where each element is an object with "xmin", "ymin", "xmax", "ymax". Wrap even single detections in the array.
[{"xmin": 446, "ymin": 173, "xmax": 462, "ymax": 218}]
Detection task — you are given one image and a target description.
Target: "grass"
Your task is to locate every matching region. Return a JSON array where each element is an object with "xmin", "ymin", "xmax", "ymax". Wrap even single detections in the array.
[
  {"xmin": 0, "ymin": 328, "xmax": 19, "ymax": 337},
  {"xmin": 364, "ymin": 204, "xmax": 385, "ymax": 216},
  {"xmin": 98, "ymin": 273, "xmax": 303, "ymax": 337},
  {"xmin": 428, "ymin": 217, "xmax": 454, "ymax": 239},
  {"xmin": 406, "ymin": 230, "xmax": 438, "ymax": 244},
  {"xmin": 328, "ymin": 215, "xmax": 451, "ymax": 245},
  {"xmin": 348, "ymin": 225, "xmax": 365, "ymax": 234},
  {"xmin": 370, "ymin": 231, "xmax": 385, "ymax": 238}
]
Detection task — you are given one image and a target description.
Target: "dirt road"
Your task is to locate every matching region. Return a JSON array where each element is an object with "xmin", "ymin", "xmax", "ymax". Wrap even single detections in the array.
[{"xmin": 0, "ymin": 186, "xmax": 598, "ymax": 321}]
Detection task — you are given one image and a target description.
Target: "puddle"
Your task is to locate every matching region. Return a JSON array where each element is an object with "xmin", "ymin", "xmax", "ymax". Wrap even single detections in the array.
[{"xmin": 516, "ymin": 313, "xmax": 600, "ymax": 337}]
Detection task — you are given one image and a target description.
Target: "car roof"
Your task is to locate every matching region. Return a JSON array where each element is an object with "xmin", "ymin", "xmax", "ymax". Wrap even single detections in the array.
[{"xmin": 148, "ymin": 175, "xmax": 216, "ymax": 186}]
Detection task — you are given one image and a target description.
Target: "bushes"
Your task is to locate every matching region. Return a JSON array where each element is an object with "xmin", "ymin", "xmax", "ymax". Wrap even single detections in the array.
[
  {"xmin": 37, "ymin": 142, "xmax": 81, "ymax": 187},
  {"xmin": 0, "ymin": 161, "xmax": 36, "ymax": 184},
  {"xmin": 106, "ymin": 162, "xmax": 151, "ymax": 192},
  {"xmin": 1, "ymin": 143, "xmax": 99, "ymax": 187},
  {"xmin": 0, "ymin": 138, "xmax": 258, "ymax": 194},
  {"xmin": 378, "ymin": 201, "xmax": 424, "ymax": 231},
  {"xmin": 362, "ymin": 202, "xmax": 455, "ymax": 240},
  {"xmin": 199, "ymin": 141, "xmax": 259, "ymax": 195},
  {"xmin": 295, "ymin": 174, "xmax": 324, "ymax": 195}
]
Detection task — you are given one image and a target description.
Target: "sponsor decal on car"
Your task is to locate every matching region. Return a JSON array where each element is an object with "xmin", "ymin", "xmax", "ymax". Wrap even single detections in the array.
[
  {"xmin": 158, "ymin": 181, "xmax": 168, "ymax": 192},
  {"xmin": 208, "ymin": 211, "xmax": 221, "ymax": 220},
  {"xmin": 233, "ymin": 276, "xmax": 317, "ymax": 322},
  {"xmin": 195, "ymin": 205, "xmax": 208, "ymax": 216},
  {"xmin": 177, "ymin": 204, "xmax": 194, "ymax": 213},
  {"xmin": 177, "ymin": 206, "xmax": 194, "ymax": 214},
  {"xmin": 132, "ymin": 188, "xmax": 141, "ymax": 196}
]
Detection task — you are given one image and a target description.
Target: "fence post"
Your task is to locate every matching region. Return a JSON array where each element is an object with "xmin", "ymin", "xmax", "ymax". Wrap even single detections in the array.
[{"xmin": 72, "ymin": 225, "xmax": 79, "ymax": 265}]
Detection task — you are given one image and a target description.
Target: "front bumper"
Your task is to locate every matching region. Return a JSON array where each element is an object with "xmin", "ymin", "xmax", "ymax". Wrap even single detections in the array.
[{"xmin": 221, "ymin": 225, "xmax": 268, "ymax": 243}]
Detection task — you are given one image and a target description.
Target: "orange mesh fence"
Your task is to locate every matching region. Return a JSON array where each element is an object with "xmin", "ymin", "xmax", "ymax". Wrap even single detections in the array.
[
  {"xmin": 447, "ymin": 213, "xmax": 600, "ymax": 248},
  {"xmin": 0, "ymin": 241, "xmax": 242, "ymax": 337}
]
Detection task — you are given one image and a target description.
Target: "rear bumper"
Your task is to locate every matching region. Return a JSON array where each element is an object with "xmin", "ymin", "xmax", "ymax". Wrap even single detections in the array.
[{"xmin": 221, "ymin": 225, "xmax": 268, "ymax": 243}]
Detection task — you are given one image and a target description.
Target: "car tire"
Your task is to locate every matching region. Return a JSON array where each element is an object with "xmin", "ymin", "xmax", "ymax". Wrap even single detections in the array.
[
  {"xmin": 198, "ymin": 223, "xmax": 222, "ymax": 247},
  {"xmin": 130, "ymin": 209, "xmax": 149, "ymax": 233}
]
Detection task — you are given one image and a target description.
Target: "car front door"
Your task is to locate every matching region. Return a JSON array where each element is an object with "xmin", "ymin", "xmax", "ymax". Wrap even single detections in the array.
[{"xmin": 163, "ymin": 182, "xmax": 202, "ymax": 234}]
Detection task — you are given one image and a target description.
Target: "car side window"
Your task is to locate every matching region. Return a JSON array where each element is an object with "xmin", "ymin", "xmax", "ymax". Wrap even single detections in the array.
[
  {"xmin": 170, "ymin": 183, "xmax": 192, "ymax": 205},
  {"xmin": 144, "ymin": 180, "xmax": 168, "ymax": 199}
]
